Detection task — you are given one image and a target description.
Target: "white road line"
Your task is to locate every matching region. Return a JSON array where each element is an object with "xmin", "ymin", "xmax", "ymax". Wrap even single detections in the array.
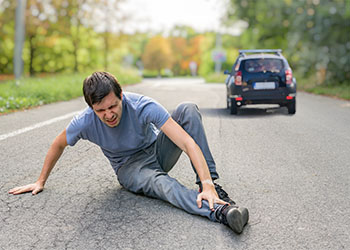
[{"xmin": 0, "ymin": 110, "xmax": 83, "ymax": 141}]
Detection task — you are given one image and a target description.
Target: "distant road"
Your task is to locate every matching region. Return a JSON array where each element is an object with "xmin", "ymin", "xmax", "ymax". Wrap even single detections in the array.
[{"xmin": 1, "ymin": 78, "xmax": 349, "ymax": 250}]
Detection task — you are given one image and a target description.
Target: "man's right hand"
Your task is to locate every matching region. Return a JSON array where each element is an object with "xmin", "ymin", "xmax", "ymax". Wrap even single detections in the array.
[
  {"xmin": 8, "ymin": 181, "xmax": 44, "ymax": 195},
  {"xmin": 8, "ymin": 130, "xmax": 68, "ymax": 196}
]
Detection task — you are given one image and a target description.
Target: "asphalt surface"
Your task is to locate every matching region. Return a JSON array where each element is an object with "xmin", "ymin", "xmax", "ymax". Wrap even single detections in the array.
[{"xmin": 1, "ymin": 78, "xmax": 349, "ymax": 250}]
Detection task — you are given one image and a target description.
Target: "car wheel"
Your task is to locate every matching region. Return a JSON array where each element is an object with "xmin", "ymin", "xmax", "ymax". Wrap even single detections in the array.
[
  {"xmin": 287, "ymin": 100, "xmax": 296, "ymax": 114},
  {"xmin": 226, "ymin": 98, "xmax": 230, "ymax": 109},
  {"xmin": 230, "ymin": 98, "xmax": 238, "ymax": 115}
]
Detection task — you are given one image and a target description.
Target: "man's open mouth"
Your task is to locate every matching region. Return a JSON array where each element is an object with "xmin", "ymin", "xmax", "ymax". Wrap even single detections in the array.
[{"xmin": 106, "ymin": 116, "xmax": 117, "ymax": 125}]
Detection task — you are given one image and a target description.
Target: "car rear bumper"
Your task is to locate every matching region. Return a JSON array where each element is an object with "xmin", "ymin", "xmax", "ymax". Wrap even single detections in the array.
[{"xmin": 229, "ymin": 87, "xmax": 296, "ymax": 106}]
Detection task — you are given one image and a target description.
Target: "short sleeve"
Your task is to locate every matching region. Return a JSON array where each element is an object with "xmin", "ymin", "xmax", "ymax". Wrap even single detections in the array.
[
  {"xmin": 138, "ymin": 97, "xmax": 170, "ymax": 129},
  {"xmin": 66, "ymin": 108, "xmax": 90, "ymax": 146}
]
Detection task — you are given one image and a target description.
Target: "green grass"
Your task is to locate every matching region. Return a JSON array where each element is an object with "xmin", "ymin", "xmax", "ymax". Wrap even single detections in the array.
[
  {"xmin": 0, "ymin": 70, "xmax": 141, "ymax": 114},
  {"xmin": 295, "ymin": 73, "xmax": 350, "ymax": 100},
  {"xmin": 203, "ymin": 73, "xmax": 228, "ymax": 83},
  {"xmin": 301, "ymin": 84, "xmax": 350, "ymax": 100}
]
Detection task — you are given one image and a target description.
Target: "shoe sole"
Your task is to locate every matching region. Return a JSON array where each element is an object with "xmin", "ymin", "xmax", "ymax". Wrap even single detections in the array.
[{"xmin": 226, "ymin": 207, "xmax": 249, "ymax": 234}]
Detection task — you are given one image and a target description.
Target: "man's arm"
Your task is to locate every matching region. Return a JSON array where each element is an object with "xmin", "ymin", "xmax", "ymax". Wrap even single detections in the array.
[
  {"xmin": 9, "ymin": 129, "xmax": 68, "ymax": 195},
  {"xmin": 160, "ymin": 117, "xmax": 227, "ymax": 210}
]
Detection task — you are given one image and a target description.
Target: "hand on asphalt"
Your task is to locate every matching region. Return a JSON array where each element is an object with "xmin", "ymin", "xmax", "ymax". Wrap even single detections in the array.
[{"xmin": 8, "ymin": 182, "xmax": 44, "ymax": 195}]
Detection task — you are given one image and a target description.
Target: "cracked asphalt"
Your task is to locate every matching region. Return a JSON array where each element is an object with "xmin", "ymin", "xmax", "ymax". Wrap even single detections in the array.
[{"xmin": 1, "ymin": 78, "xmax": 349, "ymax": 249}]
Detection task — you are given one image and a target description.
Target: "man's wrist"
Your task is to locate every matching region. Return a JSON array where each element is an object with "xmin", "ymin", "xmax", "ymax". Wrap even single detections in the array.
[
  {"xmin": 36, "ymin": 179, "xmax": 46, "ymax": 186},
  {"xmin": 201, "ymin": 179, "xmax": 214, "ymax": 186}
]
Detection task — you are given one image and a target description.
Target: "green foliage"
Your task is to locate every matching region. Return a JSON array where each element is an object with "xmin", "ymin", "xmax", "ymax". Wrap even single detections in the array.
[
  {"xmin": 141, "ymin": 36, "xmax": 173, "ymax": 75},
  {"xmin": 225, "ymin": 0, "xmax": 350, "ymax": 86},
  {"xmin": 198, "ymin": 51, "xmax": 215, "ymax": 76},
  {"xmin": 1, "ymin": 0, "xmax": 347, "ymax": 103}
]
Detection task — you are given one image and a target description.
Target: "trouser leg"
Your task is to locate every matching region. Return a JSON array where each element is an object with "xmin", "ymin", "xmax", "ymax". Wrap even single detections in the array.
[
  {"xmin": 156, "ymin": 102, "xmax": 219, "ymax": 184},
  {"xmin": 117, "ymin": 145, "xmax": 218, "ymax": 221}
]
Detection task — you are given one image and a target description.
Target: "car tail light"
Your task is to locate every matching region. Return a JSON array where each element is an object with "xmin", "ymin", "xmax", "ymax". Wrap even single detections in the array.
[
  {"xmin": 236, "ymin": 97, "xmax": 243, "ymax": 101},
  {"xmin": 285, "ymin": 69, "xmax": 292, "ymax": 84},
  {"xmin": 235, "ymin": 71, "xmax": 242, "ymax": 86},
  {"xmin": 286, "ymin": 96, "xmax": 293, "ymax": 100}
]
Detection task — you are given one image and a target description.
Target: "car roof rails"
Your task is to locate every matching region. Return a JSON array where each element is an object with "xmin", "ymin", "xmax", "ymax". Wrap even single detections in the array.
[{"xmin": 239, "ymin": 49, "xmax": 282, "ymax": 57}]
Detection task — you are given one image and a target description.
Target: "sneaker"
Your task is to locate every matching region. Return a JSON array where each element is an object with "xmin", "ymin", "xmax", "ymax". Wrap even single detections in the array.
[
  {"xmin": 215, "ymin": 204, "xmax": 249, "ymax": 234},
  {"xmin": 214, "ymin": 183, "xmax": 236, "ymax": 205}
]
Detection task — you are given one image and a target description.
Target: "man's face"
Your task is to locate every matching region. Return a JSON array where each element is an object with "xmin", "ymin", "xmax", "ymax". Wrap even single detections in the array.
[{"xmin": 92, "ymin": 91, "xmax": 123, "ymax": 127}]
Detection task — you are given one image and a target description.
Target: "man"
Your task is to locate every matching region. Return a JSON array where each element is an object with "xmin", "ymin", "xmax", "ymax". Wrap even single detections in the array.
[{"xmin": 9, "ymin": 72, "xmax": 249, "ymax": 234}]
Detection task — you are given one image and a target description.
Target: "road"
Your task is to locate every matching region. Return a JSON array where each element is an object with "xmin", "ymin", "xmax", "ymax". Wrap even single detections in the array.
[{"xmin": 1, "ymin": 78, "xmax": 349, "ymax": 250}]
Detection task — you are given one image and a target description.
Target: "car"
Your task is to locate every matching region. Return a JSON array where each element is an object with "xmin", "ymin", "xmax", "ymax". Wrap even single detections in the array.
[{"xmin": 224, "ymin": 49, "xmax": 297, "ymax": 115}]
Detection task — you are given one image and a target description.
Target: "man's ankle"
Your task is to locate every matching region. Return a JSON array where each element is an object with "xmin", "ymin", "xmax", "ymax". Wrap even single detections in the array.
[{"xmin": 215, "ymin": 204, "xmax": 249, "ymax": 234}]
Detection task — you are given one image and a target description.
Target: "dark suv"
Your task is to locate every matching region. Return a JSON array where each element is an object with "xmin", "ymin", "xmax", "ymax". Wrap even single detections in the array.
[{"xmin": 224, "ymin": 49, "xmax": 296, "ymax": 115}]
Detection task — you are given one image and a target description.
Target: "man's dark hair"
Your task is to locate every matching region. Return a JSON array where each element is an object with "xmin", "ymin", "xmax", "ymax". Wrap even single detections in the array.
[{"xmin": 83, "ymin": 72, "xmax": 122, "ymax": 107}]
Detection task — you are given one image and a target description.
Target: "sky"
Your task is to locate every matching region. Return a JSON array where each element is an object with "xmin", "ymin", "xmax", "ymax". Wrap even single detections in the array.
[{"xmin": 118, "ymin": 0, "xmax": 244, "ymax": 35}]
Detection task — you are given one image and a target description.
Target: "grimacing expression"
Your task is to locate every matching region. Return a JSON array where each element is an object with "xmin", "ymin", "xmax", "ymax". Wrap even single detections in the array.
[{"xmin": 92, "ymin": 91, "xmax": 123, "ymax": 127}]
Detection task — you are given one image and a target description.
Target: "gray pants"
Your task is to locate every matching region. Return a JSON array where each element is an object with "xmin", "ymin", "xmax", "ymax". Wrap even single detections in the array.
[{"xmin": 117, "ymin": 103, "xmax": 220, "ymax": 221}]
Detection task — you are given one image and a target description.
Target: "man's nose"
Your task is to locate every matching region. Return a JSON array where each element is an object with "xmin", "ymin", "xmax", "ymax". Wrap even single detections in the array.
[{"xmin": 105, "ymin": 110, "xmax": 113, "ymax": 119}]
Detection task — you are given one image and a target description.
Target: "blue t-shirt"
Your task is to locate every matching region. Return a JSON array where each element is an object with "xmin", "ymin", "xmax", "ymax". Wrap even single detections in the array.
[{"xmin": 66, "ymin": 92, "xmax": 170, "ymax": 173}]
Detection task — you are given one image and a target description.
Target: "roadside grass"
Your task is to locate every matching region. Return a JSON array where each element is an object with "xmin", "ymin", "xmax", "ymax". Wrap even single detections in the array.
[
  {"xmin": 301, "ymin": 84, "xmax": 350, "ymax": 100},
  {"xmin": 296, "ymin": 74, "xmax": 350, "ymax": 100},
  {"xmin": 203, "ymin": 73, "xmax": 228, "ymax": 83},
  {"xmin": 204, "ymin": 72, "xmax": 350, "ymax": 101},
  {"xmin": 0, "ymin": 70, "xmax": 141, "ymax": 114}
]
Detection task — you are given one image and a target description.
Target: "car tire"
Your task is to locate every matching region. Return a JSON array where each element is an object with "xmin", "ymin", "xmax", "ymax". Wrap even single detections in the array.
[
  {"xmin": 287, "ymin": 100, "xmax": 296, "ymax": 114},
  {"xmin": 230, "ymin": 98, "xmax": 238, "ymax": 115},
  {"xmin": 226, "ymin": 98, "xmax": 230, "ymax": 109}
]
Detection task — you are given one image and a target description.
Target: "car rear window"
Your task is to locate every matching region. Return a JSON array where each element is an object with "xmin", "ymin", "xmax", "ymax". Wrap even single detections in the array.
[{"xmin": 244, "ymin": 58, "xmax": 283, "ymax": 73}]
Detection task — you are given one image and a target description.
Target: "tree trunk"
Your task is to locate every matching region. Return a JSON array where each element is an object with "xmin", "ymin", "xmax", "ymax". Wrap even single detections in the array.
[
  {"xmin": 104, "ymin": 32, "xmax": 109, "ymax": 70},
  {"xmin": 72, "ymin": 20, "xmax": 81, "ymax": 73},
  {"xmin": 29, "ymin": 34, "xmax": 35, "ymax": 76}
]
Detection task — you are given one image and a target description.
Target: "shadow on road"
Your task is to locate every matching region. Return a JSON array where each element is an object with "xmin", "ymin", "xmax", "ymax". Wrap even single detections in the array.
[{"xmin": 199, "ymin": 105, "xmax": 290, "ymax": 119}]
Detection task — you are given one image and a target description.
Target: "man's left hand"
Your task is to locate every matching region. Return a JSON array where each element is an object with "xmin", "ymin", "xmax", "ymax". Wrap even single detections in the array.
[{"xmin": 196, "ymin": 185, "xmax": 228, "ymax": 211}]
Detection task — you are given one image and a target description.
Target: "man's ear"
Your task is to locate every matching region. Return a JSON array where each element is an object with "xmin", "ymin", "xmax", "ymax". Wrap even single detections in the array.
[{"xmin": 120, "ymin": 90, "xmax": 123, "ymax": 100}]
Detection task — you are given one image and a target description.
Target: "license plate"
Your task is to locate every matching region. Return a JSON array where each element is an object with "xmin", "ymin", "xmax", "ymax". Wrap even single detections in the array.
[{"xmin": 253, "ymin": 82, "xmax": 276, "ymax": 90}]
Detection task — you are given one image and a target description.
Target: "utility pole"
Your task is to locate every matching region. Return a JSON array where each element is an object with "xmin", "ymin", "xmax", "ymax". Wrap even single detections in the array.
[{"xmin": 14, "ymin": 0, "xmax": 27, "ymax": 83}]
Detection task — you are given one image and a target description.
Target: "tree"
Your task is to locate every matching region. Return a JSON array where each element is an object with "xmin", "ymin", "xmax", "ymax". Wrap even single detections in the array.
[
  {"xmin": 141, "ymin": 36, "xmax": 173, "ymax": 76},
  {"xmin": 0, "ymin": 0, "xmax": 16, "ymax": 74},
  {"xmin": 224, "ymin": 0, "xmax": 350, "ymax": 85},
  {"xmin": 25, "ymin": 0, "xmax": 54, "ymax": 75},
  {"xmin": 169, "ymin": 36, "xmax": 187, "ymax": 75},
  {"xmin": 51, "ymin": 0, "xmax": 87, "ymax": 72},
  {"xmin": 89, "ymin": 0, "xmax": 127, "ymax": 71}
]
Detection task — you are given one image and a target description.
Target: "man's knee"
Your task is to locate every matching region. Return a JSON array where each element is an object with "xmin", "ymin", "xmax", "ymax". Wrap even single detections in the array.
[
  {"xmin": 117, "ymin": 165, "xmax": 165, "ymax": 195},
  {"xmin": 173, "ymin": 102, "xmax": 201, "ymax": 120}
]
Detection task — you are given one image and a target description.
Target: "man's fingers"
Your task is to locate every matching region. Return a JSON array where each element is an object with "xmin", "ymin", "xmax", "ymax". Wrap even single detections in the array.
[
  {"xmin": 196, "ymin": 195, "xmax": 202, "ymax": 208},
  {"xmin": 197, "ymin": 196, "xmax": 202, "ymax": 208},
  {"xmin": 208, "ymin": 199, "xmax": 214, "ymax": 211},
  {"xmin": 9, "ymin": 187, "xmax": 25, "ymax": 194},
  {"xmin": 32, "ymin": 187, "xmax": 43, "ymax": 195},
  {"xmin": 216, "ymin": 198, "xmax": 229, "ymax": 205},
  {"xmin": 197, "ymin": 191, "xmax": 228, "ymax": 210},
  {"xmin": 9, "ymin": 185, "xmax": 34, "ymax": 195}
]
